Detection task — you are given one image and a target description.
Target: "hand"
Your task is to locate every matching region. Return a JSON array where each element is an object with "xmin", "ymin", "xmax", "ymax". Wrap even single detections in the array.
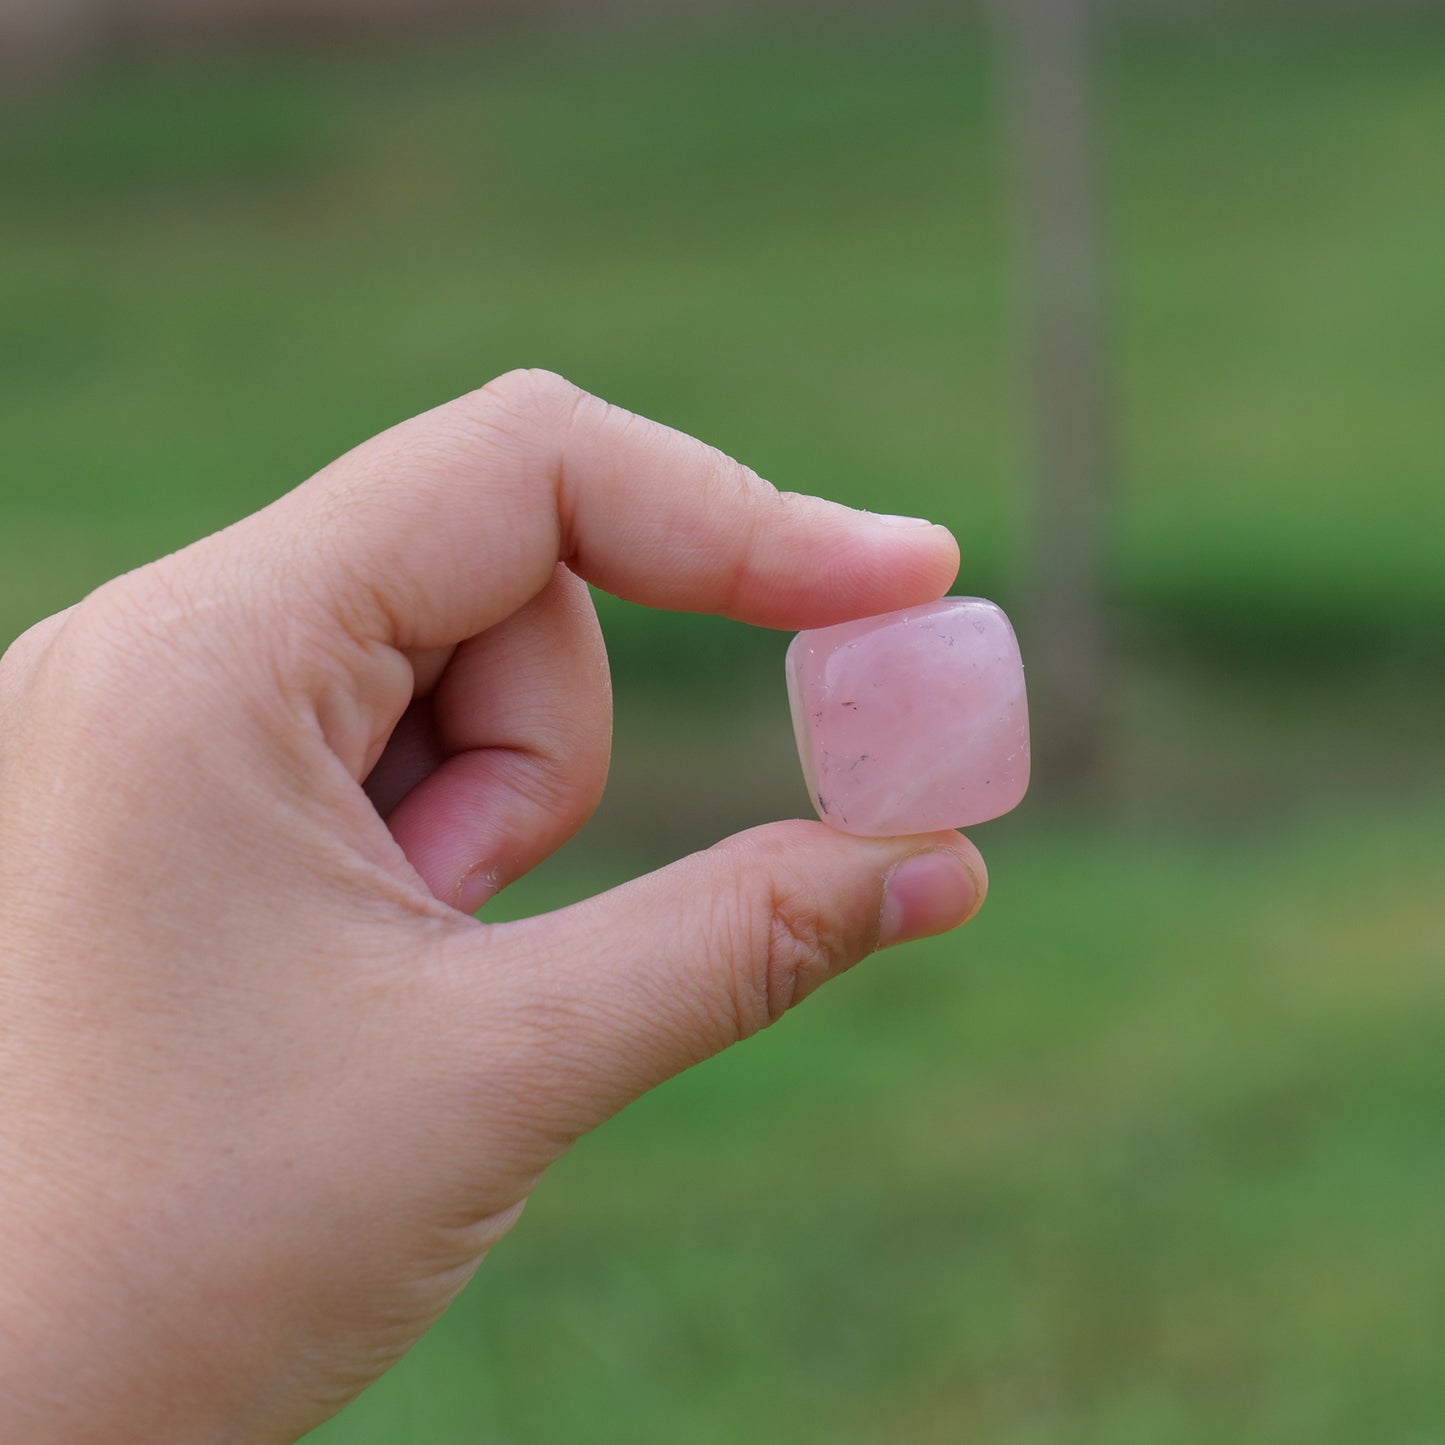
[{"xmin": 0, "ymin": 371, "xmax": 987, "ymax": 1443}]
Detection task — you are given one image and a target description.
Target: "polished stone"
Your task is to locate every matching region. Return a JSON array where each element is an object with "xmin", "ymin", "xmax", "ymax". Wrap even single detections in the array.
[{"xmin": 786, "ymin": 597, "xmax": 1030, "ymax": 836}]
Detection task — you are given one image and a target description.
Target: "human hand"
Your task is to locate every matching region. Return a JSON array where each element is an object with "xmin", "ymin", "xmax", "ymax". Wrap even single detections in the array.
[{"xmin": 0, "ymin": 371, "xmax": 986, "ymax": 1443}]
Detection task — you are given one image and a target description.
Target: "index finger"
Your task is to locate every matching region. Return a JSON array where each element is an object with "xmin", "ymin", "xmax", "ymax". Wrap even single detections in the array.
[{"xmin": 232, "ymin": 369, "xmax": 960, "ymax": 652}]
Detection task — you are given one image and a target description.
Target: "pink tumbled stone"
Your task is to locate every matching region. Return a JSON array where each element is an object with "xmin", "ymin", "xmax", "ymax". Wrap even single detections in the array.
[{"xmin": 786, "ymin": 597, "xmax": 1030, "ymax": 836}]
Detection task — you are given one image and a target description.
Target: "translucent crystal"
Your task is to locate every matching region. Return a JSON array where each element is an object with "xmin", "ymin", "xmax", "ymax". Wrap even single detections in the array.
[{"xmin": 786, "ymin": 597, "xmax": 1030, "ymax": 836}]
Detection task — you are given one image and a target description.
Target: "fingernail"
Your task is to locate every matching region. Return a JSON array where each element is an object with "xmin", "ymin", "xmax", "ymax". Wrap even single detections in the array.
[
  {"xmin": 878, "ymin": 850, "xmax": 984, "ymax": 949},
  {"xmin": 456, "ymin": 865, "xmax": 501, "ymax": 917},
  {"xmin": 867, "ymin": 511, "xmax": 937, "ymax": 529}
]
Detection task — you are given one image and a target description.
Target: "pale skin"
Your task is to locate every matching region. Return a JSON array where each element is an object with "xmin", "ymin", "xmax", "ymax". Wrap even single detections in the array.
[{"xmin": 0, "ymin": 370, "xmax": 987, "ymax": 1442}]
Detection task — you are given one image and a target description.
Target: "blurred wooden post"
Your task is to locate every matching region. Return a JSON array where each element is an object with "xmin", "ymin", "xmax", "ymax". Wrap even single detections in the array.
[
  {"xmin": 0, "ymin": 0, "xmax": 101, "ymax": 92},
  {"xmin": 997, "ymin": 0, "xmax": 1111, "ymax": 803}
]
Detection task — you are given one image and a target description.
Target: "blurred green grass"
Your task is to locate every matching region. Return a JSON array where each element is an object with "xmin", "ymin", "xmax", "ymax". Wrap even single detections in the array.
[
  {"xmin": 3, "ymin": 13, "xmax": 1444, "ymax": 653},
  {"xmin": 3, "ymin": 9, "xmax": 1444, "ymax": 1443}
]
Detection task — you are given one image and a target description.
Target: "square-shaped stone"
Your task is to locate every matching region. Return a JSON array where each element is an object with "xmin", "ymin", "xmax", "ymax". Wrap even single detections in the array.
[{"xmin": 785, "ymin": 597, "xmax": 1030, "ymax": 836}]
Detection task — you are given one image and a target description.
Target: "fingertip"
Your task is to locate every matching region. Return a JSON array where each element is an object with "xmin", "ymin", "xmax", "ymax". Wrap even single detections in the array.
[
  {"xmin": 768, "ymin": 505, "xmax": 959, "ymax": 630},
  {"xmin": 865, "ymin": 512, "xmax": 941, "ymax": 529},
  {"xmin": 877, "ymin": 837, "xmax": 987, "ymax": 950},
  {"xmin": 845, "ymin": 509, "xmax": 960, "ymax": 606}
]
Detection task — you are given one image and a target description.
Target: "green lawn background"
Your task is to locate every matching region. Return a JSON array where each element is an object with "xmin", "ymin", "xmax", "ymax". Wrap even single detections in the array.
[{"xmin": 2, "ymin": 10, "xmax": 1443, "ymax": 1442}]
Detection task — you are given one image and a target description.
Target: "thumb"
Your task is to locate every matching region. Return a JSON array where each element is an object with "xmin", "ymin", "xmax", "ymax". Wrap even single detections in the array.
[{"xmin": 441, "ymin": 822, "xmax": 986, "ymax": 1147}]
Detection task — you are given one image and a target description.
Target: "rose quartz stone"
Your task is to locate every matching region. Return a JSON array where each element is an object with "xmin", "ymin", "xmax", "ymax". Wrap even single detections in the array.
[{"xmin": 786, "ymin": 597, "xmax": 1029, "ymax": 836}]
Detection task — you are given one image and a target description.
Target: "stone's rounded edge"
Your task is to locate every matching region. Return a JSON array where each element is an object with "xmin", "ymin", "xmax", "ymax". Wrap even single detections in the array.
[
  {"xmin": 844, "ymin": 795, "xmax": 1017, "ymax": 838},
  {"xmin": 783, "ymin": 634, "xmax": 826, "ymax": 824},
  {"xmin": 792, "ymin": 595, "xmax": 977, "ymax": 653},
  {"xmin": 1013, "ymin": 695, "xmax": 1033, "ymax": 811},
  {"xmin": 986, "ymin": 599, "xmax": 1026, "ymax": 670},
  {"xmin": 908, "ymin": 594, "xmax": 997, "ymax": 623},
  {"xmin": 954, "ymin": 786, "xmax": 1024, "ymax": 831},
  {"xmin": 803, "ymin": 805, "xmax": 1003, "ymax": 837},
  {"xmin": 997, "ymin": 609, "xmax": 1031, "ymax": 815},
  {"xmin": 953, "ymin": 598, "xmax": 1031, "ymax": 822}
]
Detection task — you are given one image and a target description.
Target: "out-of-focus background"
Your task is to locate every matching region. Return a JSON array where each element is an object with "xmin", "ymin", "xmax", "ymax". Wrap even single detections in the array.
[{"xmin": 4, "ymin": 0, "xmax": 1444, "ymax": 1440}]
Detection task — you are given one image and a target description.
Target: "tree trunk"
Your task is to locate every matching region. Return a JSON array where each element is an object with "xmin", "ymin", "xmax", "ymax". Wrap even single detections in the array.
[{"xmin": 997, "ymin": 0, "xmax": 1113, "ymax": 804}]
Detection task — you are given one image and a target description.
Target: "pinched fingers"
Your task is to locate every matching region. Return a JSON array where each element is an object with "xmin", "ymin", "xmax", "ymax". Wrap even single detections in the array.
[{"xmin": 422, "ymin": 821, "xmax": 987, "ymax": 1156}]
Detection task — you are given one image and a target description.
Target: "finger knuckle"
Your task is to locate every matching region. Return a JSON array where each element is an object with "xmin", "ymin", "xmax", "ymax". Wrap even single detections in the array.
[
  {"xmin": 0, "ymin": 612, "xmax": 63, "ymax": 691},
  {"xmin": 476, "ymin": 367, "xmax": 583, "ymax": 431},
  {"xmin": 729, "ymin": 868, "xmax": 848, "ymax": 1040},
  {"xmin": 66, "ymin": 570, "xmax": 192, "ymax": 678},
  {"xmin": 439, "ymin": 371, "xmax": 588, "ymax": 496},
  {"xmin": 69, "ymin": 564, "xmax": 232, "ymax": 676},
  {"xmin": 48, "ymin": 561, "xmax": 291, "ymax": 745}
]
